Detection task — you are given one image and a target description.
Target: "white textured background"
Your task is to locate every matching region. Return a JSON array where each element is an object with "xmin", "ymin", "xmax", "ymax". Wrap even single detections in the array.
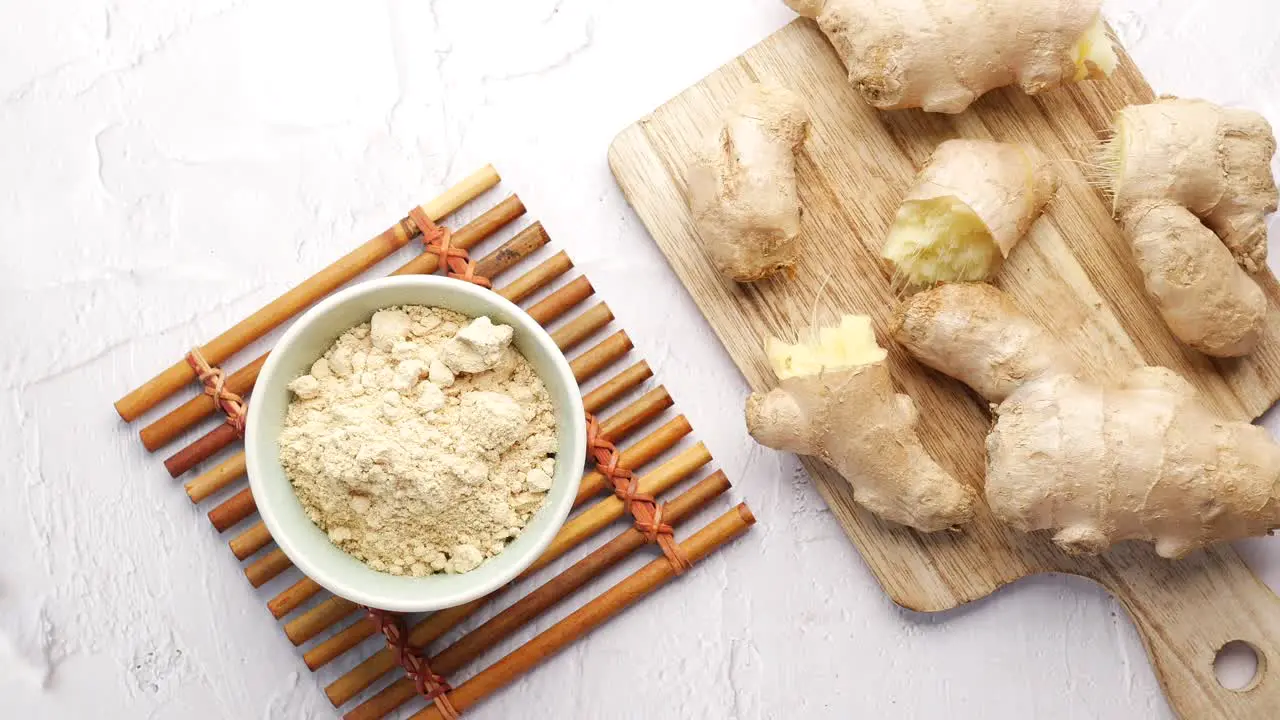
[{"xmin": 3, "ymin": 1, "xmax": 1279, "ymax": 717}]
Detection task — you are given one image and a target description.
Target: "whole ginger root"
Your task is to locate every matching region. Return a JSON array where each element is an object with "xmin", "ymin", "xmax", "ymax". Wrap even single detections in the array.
[
  {"xmin": 893, "ymin": 283, "xmax": 1280, "ymax": 558},
  {"xmin": 687, "ymin": 83, "xmax": 810, "ymax": 282},
  {"xmin": 785, "ymin": 0, "xmax": 1117, "ymax": 114},
  {"xmin": 882, "ymin": 139, "xmax": 1059, "ymax": 287},
  {"xmin": 1099, "ymin": 97, "xmax": 1278, "ymax": 357},
  {"xmin": 745, "ymin": 315, "xmax": 976, "ymax": 532}
]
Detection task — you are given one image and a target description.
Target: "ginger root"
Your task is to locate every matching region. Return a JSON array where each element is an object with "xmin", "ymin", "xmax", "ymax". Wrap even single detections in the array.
[
  {"xmin": 893, "ymin": 283, "xmax": 1280, "ymax": 558},
  {"xmin": 745, "ymin": 315, "xmax": 976, "ymax": 531},
  {"xmin": 687, "ymin": 83, "xmax": 811, "ymax": 282},
  {"xmin": 785, "ymin": 0, "xmax": 1117, "ymax": 114},
  {"xmin": 1099, "ymin": 97, "xmax": 1277, "ymax": 357},
  {"xmin": 882, "ymin": 140, "xmax": 1058, "ymax": 286}
]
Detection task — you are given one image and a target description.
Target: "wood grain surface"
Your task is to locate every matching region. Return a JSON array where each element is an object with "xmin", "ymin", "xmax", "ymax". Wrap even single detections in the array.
[{"xmin": 609, "ymin": 18, "xmax": 1280, "ymax": 719}]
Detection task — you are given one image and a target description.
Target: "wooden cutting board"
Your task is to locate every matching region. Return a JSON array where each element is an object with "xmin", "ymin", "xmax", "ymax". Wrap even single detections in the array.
[{"xmin": 609, "ymin": 18, "xmax": 1280, "ymax": 719}]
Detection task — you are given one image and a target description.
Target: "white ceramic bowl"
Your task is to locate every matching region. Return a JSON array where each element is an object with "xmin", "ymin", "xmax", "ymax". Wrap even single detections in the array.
[{"xmin": 245, "ymin": 275, "xmax": 586, "ymax": 613}]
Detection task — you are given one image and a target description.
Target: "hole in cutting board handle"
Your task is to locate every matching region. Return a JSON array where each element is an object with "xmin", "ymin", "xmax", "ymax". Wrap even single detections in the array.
[{"xmin": 1214, "ymin": 640, "xmax": 1265, "ymax": 692}]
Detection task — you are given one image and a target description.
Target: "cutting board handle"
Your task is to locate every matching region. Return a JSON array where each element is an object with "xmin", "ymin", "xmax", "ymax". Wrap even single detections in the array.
[{"xmin": 1094, "ymin": 546, "xmax": 1280, "ymax": 718}]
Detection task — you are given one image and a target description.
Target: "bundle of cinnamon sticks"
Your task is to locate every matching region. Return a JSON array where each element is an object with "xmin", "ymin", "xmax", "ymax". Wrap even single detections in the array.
[{"xmin": 112, "ymin": 165, "xmax": 756, "ymax": 719}]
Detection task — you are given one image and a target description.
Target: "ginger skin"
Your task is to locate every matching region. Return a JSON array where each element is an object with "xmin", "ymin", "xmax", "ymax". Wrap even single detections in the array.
[
  {"xmin": 785, "ymin": 0, "xmax": 1117, "ymax": 114},
  {"xmin": 1100, "ymin": 97, "xmax": 1278, "ymax": 357},
  {"xmin": 745, "ymin": 315, "xmax": 976, "ymax": 532},
  {"xmin": 893, "ymin": 283, "xmax": 1280, "ymax": 558},
  {"xmin": 882, "ymin": 140, "xmax": 1059, "ymax": 286},
  {"xmin": 687, "ymin": 83, "xmax": 810, "ymax": 282}
]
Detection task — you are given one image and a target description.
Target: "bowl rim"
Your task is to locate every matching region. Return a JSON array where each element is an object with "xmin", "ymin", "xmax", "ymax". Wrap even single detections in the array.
[{"xmin": 245, "ymin": 274, "xmax": 586, "ymax": 612}]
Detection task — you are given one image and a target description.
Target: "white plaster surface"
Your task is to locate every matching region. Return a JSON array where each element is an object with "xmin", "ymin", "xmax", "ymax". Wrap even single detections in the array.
[{"xmin": 2, "ymin": 0, "xmax": 1279, "ymax": 717}]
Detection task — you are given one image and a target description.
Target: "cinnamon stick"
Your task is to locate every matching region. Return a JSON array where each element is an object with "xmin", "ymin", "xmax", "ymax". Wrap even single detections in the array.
[
  {"xmin": 208, "ymin": 486, "xmax": 255, "ymax": 532},
  {"xmin": 286, "ymin": 596, "xmax": 357, "ymax": 646},
  {"xmin": 326, "ymin": 447, "xmax": 716, "ymax": 707},
  {"xmin": 185, "ymin": 451, "xmax": 246, "ymax": 503},
  {"xmin": 306, "ymin": 615, "xmax": 380, "ymax": 668},
  {"xmin": 269, "ymin": 577, "xmax": 324, "ymax": 619},
  {"xmin": 470, "ymin": 223, "xmax": 548, "ymax": 279},
  {"xmin": 229, "ymin": 521, "xmax": 272, "ymax": 561},
  {"xmin": 164, "ymin": 422, "xmax": 238, "ymax": 478},
  {"xmin": 571, "ymin": 332, "xmax": 633, "ymax": 384},
  {"xmin": 139, "ymin": 194, "xmax": 526, "ymax": 451},
  {"xmin": 583, "ymin": 362, "xmax": 649, "ymax": 414},
  {"xmin": 496, "ymin": 252, "xmax": 573, "ymax": 303},
  {"xmin": 594, "ymin": 386, "xmax": 669, "ymax": 442},
  {"xmin": 115, "ymin": 165, "xmax": 500, "ymax": 422},
  {"xmin": 348, "ymin": 470, "xmax": 730, "ymax": 719},
  {"xmin": 550, "ymin": 302, "xmax": 612, "ymax": 352},
  {"xmin": 409, "ymin": 504, "xmax": 756, "ymax": 720},
  {"xmin": 526, "ymin": 276, "xmax": 593, "ymax": 325},
  {"xmin": 245, "ymin": 548, "xmax": 292, "ymax": 588}
]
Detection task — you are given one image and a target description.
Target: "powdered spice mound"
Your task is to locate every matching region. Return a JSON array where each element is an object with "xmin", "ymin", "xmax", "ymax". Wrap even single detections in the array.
[{"xmin": 278, "ymin": 305, "xmax": 558, "ymax": 576}]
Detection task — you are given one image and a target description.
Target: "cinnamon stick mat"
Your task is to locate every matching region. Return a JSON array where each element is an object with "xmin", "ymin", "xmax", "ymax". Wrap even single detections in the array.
[{"xmin": 113, "ymin": 167, "xmax": 757, "ymax": 719}]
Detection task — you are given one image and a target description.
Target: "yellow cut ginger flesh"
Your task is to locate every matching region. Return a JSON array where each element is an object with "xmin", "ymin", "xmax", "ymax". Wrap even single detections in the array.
[
  {"xmin": 785, "ymin": 0, "xmax": 1117, "ymax": 114},
  {"xmin": 893, "ymin": 283, "xmax": 1280, "ymax": 559},
  {"xmin": 766, "ymin": 314, "xmax": 887, "ymax": 378},
  {"xmin": 1099, "ymin": 97, "xmax": 1277, "ymax": 357},
  {"xmin": 746, "ymin": 314, "xmax": 976, "ymax": 532},
  {"xmin": 882, "ymin": 139, "xmax": 1058, "ymax": 287}
]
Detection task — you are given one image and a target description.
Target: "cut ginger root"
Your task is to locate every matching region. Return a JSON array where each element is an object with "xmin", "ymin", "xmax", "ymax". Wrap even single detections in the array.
[
  {"xmin": 687, "ymin": 82, "xmax": 810, "ymax": 282},
  {"xmin": 745, "ymin": 314, "xmax": 977, "ymax": 532},
  {"xmin": 1098, "ymin": 97, "xmax": 1277, "ymax": 357},
  {"xmin": 882, "ymin": 139, "xmax": 1058, "ymax": 287},
  {"xmin": 893, "ymin": 283, "xmax": 1280, "ymax": 559},
  {"xmin": 784, "ymin": 0, "xmax": 1117, "ymax": 114}
]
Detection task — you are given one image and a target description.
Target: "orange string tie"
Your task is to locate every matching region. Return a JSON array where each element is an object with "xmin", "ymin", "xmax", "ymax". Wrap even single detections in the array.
[
  {"xmin": 635, "ymin": 501, "xmax": 675, "ymax": 544},
  {"xmin": 185, "ymin": 347, "xmax": 247, "ymax": 436},
  {"xmin": 585, "ymin": 414, "xmax": 631, "ymax": 481},
  {"xmin": 365, "ymin": 607, "xmax": 460, "ymax": 720},
  {"xmin": 584, "ymin": 411, "xmax": 692, "ymax": 575},
  {"xmin": 409, "ymin": 206, "xmax": 492, "ymax": 289}
]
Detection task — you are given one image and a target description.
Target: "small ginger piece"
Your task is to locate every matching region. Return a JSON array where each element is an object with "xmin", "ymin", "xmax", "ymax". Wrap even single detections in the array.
[
  {"xmin": 745, "ymin": 314, "xmax": 976, "ymax": 532},
  {"xmin": 785, "ymin": 0, "xmax": 1117, "ymax": 114},
  {"xmin": 882, "ymin": 139, "xmax": 1058, "ymax": 286},
  {"xmin": 1099, "ymin": 97, "xmax": 1277, "ymax": 357},
  {"xmin": 687, "ymin": 83, "xmax": 810, "ymax": 282},
  {"xmin": 893, "ymin": 283, "xmax": 1280, "ymax": 558}
]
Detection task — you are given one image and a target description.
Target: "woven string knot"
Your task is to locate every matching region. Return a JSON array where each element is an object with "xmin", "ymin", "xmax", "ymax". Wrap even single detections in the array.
[
  {"xmin": 584, "ymin": 411, "xmax": 691, "ymax": 575},
  {"xmin": 185, "ymin": 348, "xmax": 247, "ymax": 435},
  {"xmin": 366, "ymin": 607, "xmax": 459, "ymax": 719},
  {"xmin": 409, "ymin": 206, "xmax": 491, "ymax": 288},
  {"xmin": 635, "ymin": 502, "xmax": 675, "ymax": 544}
]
